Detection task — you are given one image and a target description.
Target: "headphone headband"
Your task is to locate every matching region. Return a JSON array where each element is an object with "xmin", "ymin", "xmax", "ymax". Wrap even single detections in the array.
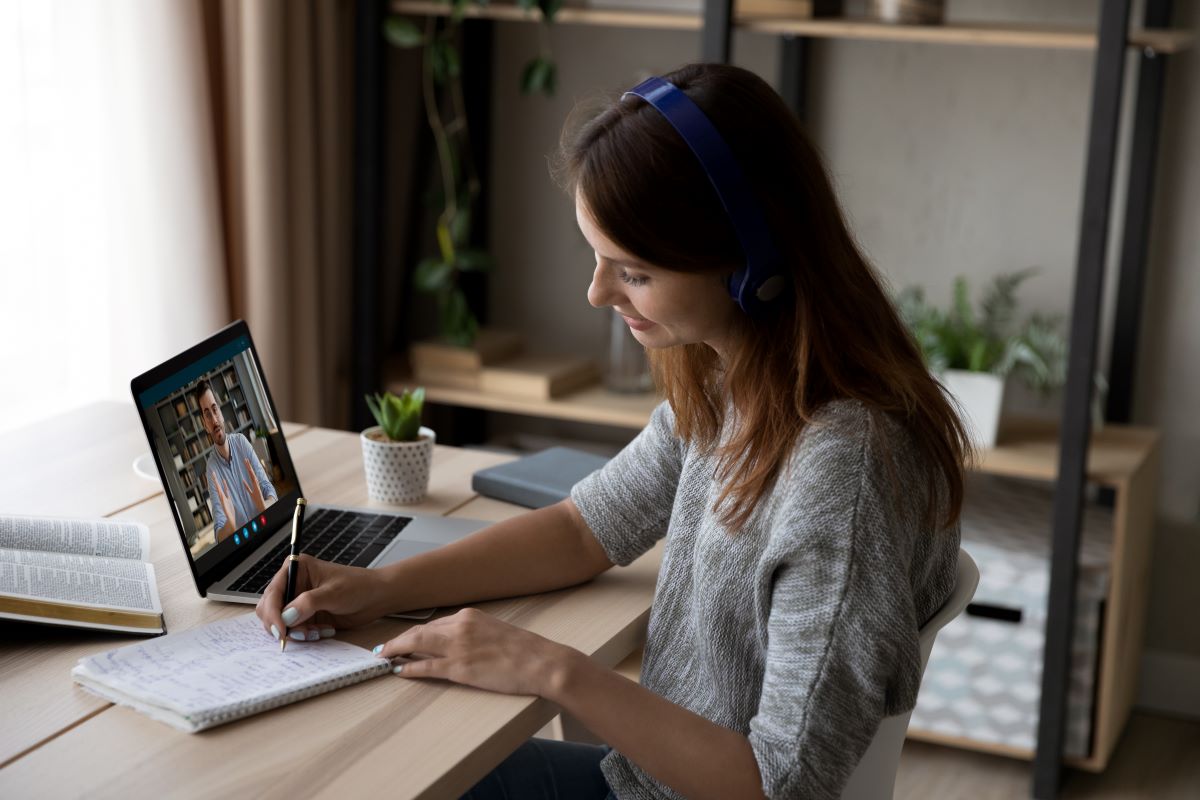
[{"xmin": 622, "ymin": 76, "xmax": 786, "ymax": 315}]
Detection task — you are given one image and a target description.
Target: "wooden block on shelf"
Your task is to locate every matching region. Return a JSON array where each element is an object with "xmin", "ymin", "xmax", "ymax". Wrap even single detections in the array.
[
  {"xmin": 409, "ymin": 329, "xmax": 524, "ymax": 373},
  {"xmin": 411, "ymin": 365, "xmax": 482, "ymax": 392},
  {"xmin": 480, "ymin": 354, "xmax": 601, "ymax": 400},
  {"xmin": 737, "ymin": 0, "xmax": 838, "ymax": 19}
]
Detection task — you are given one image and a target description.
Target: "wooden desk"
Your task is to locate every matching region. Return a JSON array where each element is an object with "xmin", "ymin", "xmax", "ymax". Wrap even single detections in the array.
[{"xmin": 0, "ymin": 404, "xmax": 659, "ymax": 798}]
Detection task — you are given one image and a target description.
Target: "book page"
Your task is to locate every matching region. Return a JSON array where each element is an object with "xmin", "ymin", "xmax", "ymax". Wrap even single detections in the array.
[
  {"xmin": 0, "ymin": 548, "xmax": 162, "ymax": 613},
  {"xmin": 0, "ymin": 514, "xmax": 150, "ymax": 561},
  {"xmin": 75, "ymin": 613, "xmax": 388, "ymax": 717}
]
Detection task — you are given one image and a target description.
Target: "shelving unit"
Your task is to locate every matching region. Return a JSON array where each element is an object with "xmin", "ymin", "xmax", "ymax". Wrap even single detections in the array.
[
  {"xmin": 352, "ymin": 1, "xmax": 1190, "ymax": 795},
  {"xmin": 917, "ymin": 421, "xmax": 1158, "ymax": 774},
  {"xmin": 393, "ymin": 0, "xmax": 1193, "ymax": 52}
]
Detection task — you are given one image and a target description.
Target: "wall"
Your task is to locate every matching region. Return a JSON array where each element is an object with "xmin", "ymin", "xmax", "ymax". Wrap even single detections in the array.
[{"xmin": 485, "ymin": 1, "xmax": 1200, "ymax": 671}]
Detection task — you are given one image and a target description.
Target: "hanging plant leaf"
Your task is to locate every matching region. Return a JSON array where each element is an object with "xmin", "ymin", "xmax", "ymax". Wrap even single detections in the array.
[
  {"xmin": 449, "ymin": 207, "xmax": 471, "ymax": 247},
  {"xmin": 382, "ymin": 1, "xmax": 555, "ymax": 349},
  {"xmin": 430, "ymin": 38, "xmax": 453, "ymax": 86},
  {"xmin": 415, "ymin": 257, "xmax": 453, "ymax": 293},
  {"xmin": 521, "ymin": 56, "xmax": 556, "ymax": 96},
  {"xmin": 456, "ymin": 249, "xmax": 494, "ymax": 272},
  {"xmin": 538, "ymin": 0, "xmax": 564, "ymax": 22},
  {"xmin": 383, "ymin": 17, "xmax": 424, "ymax": 48},
  {"xmin": 439, "ymin": 288, "xmax": 478, "ymax": 347},
  {"xmin": 443, "ymin": 41, "xmax": 461, "ymax": 78}
]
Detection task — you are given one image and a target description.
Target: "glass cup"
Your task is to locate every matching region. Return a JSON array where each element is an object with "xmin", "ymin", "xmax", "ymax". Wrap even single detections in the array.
[{"xmin": 605, "ymin": 309, "xmax": 653, "ymax": 393}]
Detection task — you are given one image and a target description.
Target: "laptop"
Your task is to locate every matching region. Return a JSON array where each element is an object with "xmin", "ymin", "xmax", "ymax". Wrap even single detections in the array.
[{"xmin": 130, "ymin": 320, "xmax": 487, "ymax": 608}]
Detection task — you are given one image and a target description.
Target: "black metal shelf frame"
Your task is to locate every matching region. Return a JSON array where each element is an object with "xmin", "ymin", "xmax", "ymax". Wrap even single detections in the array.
[{"xmin": 350, "ymin": 1, "xmax": 1178, "ymax": 795}]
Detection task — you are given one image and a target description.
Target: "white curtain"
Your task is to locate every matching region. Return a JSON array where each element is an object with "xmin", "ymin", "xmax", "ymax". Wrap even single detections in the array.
[{"xmin": 0, "ymin": 0, "xmax": 229, "ymax": 434}]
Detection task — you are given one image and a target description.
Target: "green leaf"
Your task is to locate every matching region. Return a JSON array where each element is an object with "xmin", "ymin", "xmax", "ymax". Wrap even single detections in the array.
[
  {"xmin": 520, "ymin": 57, "xmax": 556, "ymax": 96},
  {"xmin": 456, "ymin": 248, "xmax": 494, "ymax": 272},
  {"xmin": 383, "ymin": 17, "xmax": 424, "ymax": 48},
  {"xmin": 365, "ymin": 393, "xmax": 385, "ymax": 429},
  {"xmin": 966, "ymin": 337, "xmax": 990, "ymax": 373},
  {"xmin": 538, "ymin": 0, "xmax": 564, "ymax": 22},
  {"xmin": 415, "ymin": 257, "xmax": 453, "ymax": 293},
  {"xmin": 379, "ymin": 393, "xmax": 400, "ymax": 439},
  {"xmin": 364, "ymin": 388, "xmax": 424, "ymax": 440},
  {"xmin": 449, "ymin": 207, "xmax": 471, "ymax": 247},
  {"xmin": 443, "ymin": 43, "xmax": 461, "ymax": 78},
  {"xmin": 979, "ymin": 267, "xmax": 1036, "ymax": 339},
  {"xmin": 439, "ymin": 288, "xmax": 478, "ymax": 346},
  {"xmin": 431, "ymin": 38, "xmax": 451, "ymax": 85}
]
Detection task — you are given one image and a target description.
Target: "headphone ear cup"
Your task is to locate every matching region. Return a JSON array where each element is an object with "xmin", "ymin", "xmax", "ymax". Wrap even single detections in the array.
[{"xmin": 756, "ymin": 275, "xmax": 786, "ymax": 303}]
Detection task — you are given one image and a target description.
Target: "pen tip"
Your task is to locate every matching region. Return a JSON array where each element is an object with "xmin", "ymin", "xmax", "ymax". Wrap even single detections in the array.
[{"xmin": 280, "ymin": 636, "xmax": 287, "ymax": 652}]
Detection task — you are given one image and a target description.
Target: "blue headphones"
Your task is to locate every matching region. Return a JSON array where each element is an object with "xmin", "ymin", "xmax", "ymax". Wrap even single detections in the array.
[{"xmin": 623, "ymin": 76, "xmax": 787, "ymax": 316}]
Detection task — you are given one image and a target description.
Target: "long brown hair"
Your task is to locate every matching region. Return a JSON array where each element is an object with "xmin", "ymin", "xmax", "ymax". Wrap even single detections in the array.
[{"xmin": 556, "ymin": 63, "xmax": 971, "ymax": 533}]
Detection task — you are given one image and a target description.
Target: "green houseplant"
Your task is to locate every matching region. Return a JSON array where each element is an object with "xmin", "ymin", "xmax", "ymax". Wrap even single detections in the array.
[
  {"xmin": 360, "ymin": 388, "xmax": 435, "ymax": 504},
  {"xmin": 385, "ymin": 1, "xmax": 560, "ymax": 347},
  {"xmin": 895, "ymin": 268, "xmax": 1067, "ymax": 394},
  {"xmin": 895, "ymin": 269, "xmax": 1069, "ymax": 447}
]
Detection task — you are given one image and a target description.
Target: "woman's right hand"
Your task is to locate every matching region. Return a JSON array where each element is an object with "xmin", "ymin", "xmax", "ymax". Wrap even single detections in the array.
[{"xmin": 255, "ymin": 554, "xmax": 388, "ymax": 642}]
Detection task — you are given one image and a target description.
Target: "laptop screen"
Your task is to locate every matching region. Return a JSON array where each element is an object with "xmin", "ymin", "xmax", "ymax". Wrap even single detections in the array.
[{"xmin": 132, "ymin": 321, "xmax": 301, "ymax": 593}]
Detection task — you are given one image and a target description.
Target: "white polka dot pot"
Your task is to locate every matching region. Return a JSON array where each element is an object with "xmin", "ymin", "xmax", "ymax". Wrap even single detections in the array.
[{"xmin": 360, "ymin": 426, "xmax": 435, "ymax": 504}]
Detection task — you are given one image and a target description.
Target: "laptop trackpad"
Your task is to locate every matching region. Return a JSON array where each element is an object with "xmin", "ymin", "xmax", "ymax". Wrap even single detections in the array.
[{"xmin": 375, "ymin": 538, "xmax": 442, "ymax": 567}]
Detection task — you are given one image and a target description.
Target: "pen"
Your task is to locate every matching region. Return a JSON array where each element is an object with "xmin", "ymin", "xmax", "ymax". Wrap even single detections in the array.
[{"xmin": 281, "ymin": 497, "xmax": 307, "ymax": 652}]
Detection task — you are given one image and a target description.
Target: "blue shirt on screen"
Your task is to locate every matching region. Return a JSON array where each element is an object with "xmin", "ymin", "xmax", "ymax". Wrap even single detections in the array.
[{"xmin": 204, "ymin": 432, "xmax": 277, "ymax": 535}]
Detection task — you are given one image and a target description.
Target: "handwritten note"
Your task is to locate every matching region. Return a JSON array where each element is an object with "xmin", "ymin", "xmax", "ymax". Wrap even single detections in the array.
[{"xmin": 75, "ymin": 613, "xmax": 389, "ymax": 718}]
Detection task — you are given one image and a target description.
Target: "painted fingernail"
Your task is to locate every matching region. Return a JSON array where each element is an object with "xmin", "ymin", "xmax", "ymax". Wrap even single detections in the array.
[
  {"xmin": 372, "ymin": 644, "xmax": 383, "ymax": 655},
  {"xmin": 306, "ymin": 630, "xmax": 320, "ymax": 641},
  {"xmin": 281, "ymin": 607, "xmax": 300, "ymax": 626},
  {"xmin": 392, "ymin": 663, "xmax": 404, "ymax": 674},
  {"xmin": 289, "ymin": 630, "xmax": 306, "ymax": 641},
  {"xmin": 320, "ymin": 627, "xmax": 336, "ymax": 639},
  {"xmin": 271, "ymin": 624, "xmax": 280, "ymax": 640}
]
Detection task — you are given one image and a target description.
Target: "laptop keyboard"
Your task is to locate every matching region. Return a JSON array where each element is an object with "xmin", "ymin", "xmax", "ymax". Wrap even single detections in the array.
[{"xmin": 228, "ymin": 508, "xmax": 412, "ymax": 595}]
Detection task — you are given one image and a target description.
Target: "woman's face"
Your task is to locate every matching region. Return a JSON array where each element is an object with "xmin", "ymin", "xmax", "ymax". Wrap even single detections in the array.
[{"xmin": 577, "ymin": 196, "xmax": 739, "ymax": 358}]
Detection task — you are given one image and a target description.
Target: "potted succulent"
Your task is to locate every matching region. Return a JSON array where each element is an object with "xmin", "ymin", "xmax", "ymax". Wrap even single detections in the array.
[
  {"xmin": 895, "ymin": 268, "xmax": 1067, "ymax": 449},
  {"xmin": 361, "ymin": 388, "xmax": 435, "ymax": 504}
]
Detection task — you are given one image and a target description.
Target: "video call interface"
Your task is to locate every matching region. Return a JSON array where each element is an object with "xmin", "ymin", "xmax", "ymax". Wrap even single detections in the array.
[{"xmin": 139, "ymin": 339, "xmax": 297, "ymax": 569}]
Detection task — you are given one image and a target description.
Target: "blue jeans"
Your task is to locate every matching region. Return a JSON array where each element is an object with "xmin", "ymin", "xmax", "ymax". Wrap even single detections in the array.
[{"xmin": 460, "ymin": 738, "xmax": 615, "ymax": 800}]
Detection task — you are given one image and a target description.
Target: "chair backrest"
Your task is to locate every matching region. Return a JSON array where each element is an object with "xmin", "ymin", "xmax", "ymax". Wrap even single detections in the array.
[{"xmin": 840, "ymin": 548, "xmax": 979, "ymax": 800}]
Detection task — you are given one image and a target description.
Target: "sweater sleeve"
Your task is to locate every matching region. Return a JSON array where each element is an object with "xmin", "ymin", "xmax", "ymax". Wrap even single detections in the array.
[
  {"xmin": 747, "ymin": 413, "xmax": 926, "ymax": 800},
  {"xmin": 570, "ymin": 401, "xmax": 683, "ymax": 567}
]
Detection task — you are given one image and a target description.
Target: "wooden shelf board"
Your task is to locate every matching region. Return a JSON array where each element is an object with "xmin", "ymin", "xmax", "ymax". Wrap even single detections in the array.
[
  {"xmin": 981, "ymin": 418, "xmax": 1158, "ymax": 485},
  {"xmin": 392, "ymin": 2, "xmax": 1193, "ymax": 53},
  {"xmin": 393, "ymin": 1, "xmax": 701, "ymax": 31},
  {"xmin": 388, "ymin": 372, "xmax": 660, "ymax": 430},
  {"xmin": 742, "ymin": 19, "xmax": 1192, "ymax": 53},
  {"xmin": 905, "ymin": 727, "xmax": 1105, "ymax": 772},
  {"xmin": 394, "ymin": 360, "xmax": 1158, "ymax": 485}
]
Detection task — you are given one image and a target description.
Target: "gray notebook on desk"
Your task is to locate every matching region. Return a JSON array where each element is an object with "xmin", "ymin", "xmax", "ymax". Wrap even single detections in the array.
[{"xmin": 472, "ymin": 447, "xmax": 610, "ymax": 509}]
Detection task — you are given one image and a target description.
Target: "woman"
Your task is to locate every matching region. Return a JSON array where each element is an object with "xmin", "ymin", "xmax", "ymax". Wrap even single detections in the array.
[{"xmin": 258, "ymin": 63, "xmax": 968, "ymax": 800}]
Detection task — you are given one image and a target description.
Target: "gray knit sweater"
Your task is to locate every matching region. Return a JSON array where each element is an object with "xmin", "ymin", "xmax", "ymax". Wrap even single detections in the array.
[{"xmin": 570, "ymin": 399, "xmax": 960, "ymax": 800}]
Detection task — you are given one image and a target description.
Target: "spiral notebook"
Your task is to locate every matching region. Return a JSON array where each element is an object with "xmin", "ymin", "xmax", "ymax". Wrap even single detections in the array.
[{"xmin": 71, "ymin": 613, "xmax": 392, "ymax": 732}]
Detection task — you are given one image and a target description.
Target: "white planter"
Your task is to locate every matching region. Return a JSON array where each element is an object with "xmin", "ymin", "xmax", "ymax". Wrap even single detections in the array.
[
  {"xmin": 360, "ymin": 426, "xmax": 436, "ymax": 504},
  {"xmin": 941, "ymin": 370, "xmax": 1005, "ymax": 450}
]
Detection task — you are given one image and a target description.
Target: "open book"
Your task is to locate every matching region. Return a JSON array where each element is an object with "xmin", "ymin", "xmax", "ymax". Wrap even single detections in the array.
[
  {"xmin": 0, "ymin": 514, "xmax": 165, "ymax": 634},
  {"xmin": 73, "ymin": 613, "xmax": 393, "ymax": 732}
]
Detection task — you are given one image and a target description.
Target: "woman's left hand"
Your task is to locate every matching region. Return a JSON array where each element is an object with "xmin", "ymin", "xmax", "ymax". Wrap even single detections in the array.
[{"xmin": 374, "ymin": 607, "xmax": 575, "ymax": 698}]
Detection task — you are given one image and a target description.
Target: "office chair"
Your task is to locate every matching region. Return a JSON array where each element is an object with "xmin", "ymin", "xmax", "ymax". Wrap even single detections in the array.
[{"xmin": 840, "ymin": 548, "xmax": 980, "ymax": 800}]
